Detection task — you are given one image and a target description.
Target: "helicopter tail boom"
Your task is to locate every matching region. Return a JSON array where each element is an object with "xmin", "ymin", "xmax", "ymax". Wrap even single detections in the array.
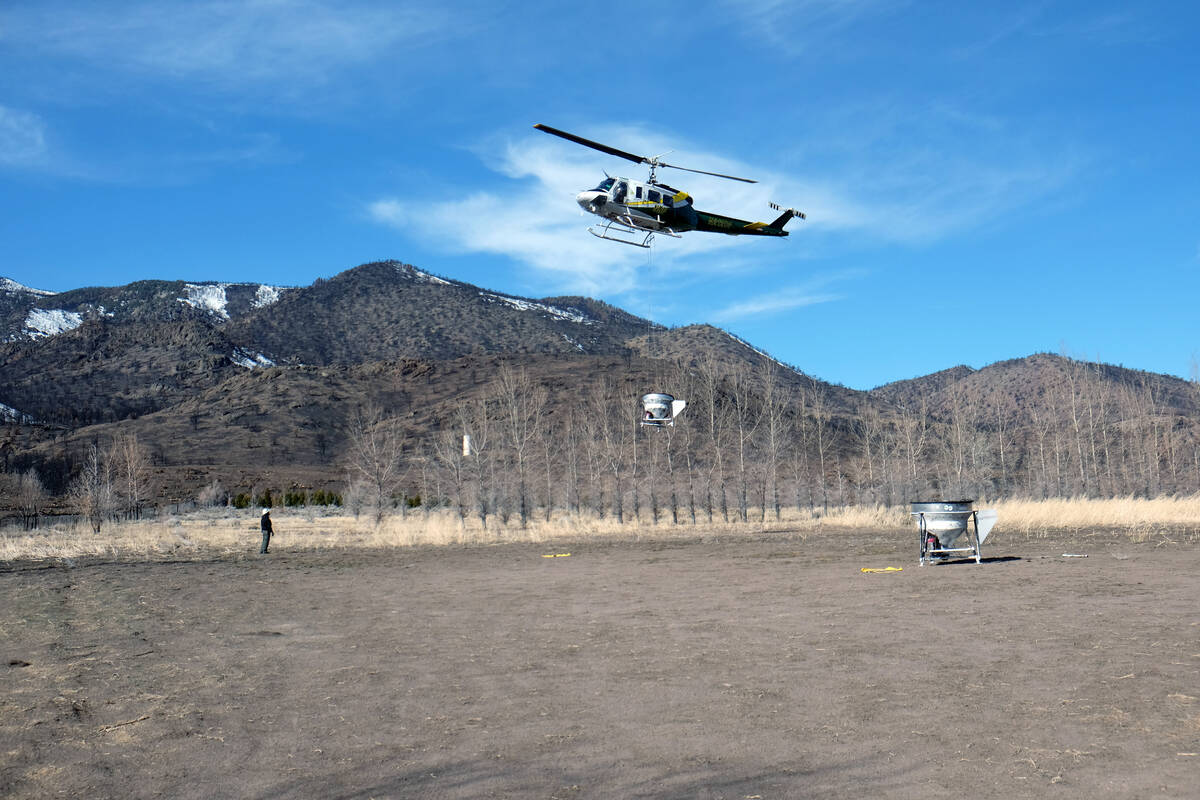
[{"xmin": 694, "ymin": 205, "xmax": 804, "ymax": 237}]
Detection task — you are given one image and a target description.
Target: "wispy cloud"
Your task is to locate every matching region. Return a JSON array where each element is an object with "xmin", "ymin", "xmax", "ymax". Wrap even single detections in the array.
[
  {"xmin": 789, "ymin": 98, "xmax": 1089, "ymax": 241},
  {"xmin": 2, "ymin": 0, "xmax": 458, "ymax": 93},
  {"xmin": 954, "ymin": 7, "xmax": 1164, "ymax": 57},
  {"xmin": 0, "ymin": 105, "xmax": 48, "ymax": 168},
  {"xmin": 711, "ymin": 288, "xmax": 841, "ymax": 321},
  {"xmin": 721, "ymin": 0, "xmax": 908, "ymax": 57},
  {"xmin": 711, "ymin": 269, "xmax": 865, "ymax": 322}
]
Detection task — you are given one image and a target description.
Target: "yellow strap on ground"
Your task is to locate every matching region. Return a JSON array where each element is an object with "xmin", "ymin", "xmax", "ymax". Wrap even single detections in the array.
[
  {"xmin": 860, "ymin": 566, "xmax": 902, "ymax": 573},
  {"xmin": 541, "ymin": 553, "xmax": 571, "ymax": 558}
]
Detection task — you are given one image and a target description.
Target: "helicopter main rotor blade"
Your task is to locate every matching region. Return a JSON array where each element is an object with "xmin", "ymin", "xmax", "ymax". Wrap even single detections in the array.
[
  {"xmin": 657, "ymin": 162, "xmax": 757, "ymax": 184},
  {"xmin": 534, "ymin": 124, "xmax": 645, "ymax": 166},
  {"xmin": 535, "ymin": 123, "xmax": 759, "ymax": 184}
]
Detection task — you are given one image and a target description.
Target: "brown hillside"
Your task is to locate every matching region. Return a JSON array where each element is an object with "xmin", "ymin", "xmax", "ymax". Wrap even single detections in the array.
[
  {"xmin": 871, "ymin": 353, "xmax": 1200, "ymax": 427},
  {"xmin": 223, "ymin": 262, "xmax": 655, "ymax": 365}
]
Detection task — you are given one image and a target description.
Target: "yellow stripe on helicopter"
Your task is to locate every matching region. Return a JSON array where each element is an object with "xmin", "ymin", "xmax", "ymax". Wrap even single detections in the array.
[{"xmin": 627, "ymin": 200, "xmax": 669, "ymax": 214}]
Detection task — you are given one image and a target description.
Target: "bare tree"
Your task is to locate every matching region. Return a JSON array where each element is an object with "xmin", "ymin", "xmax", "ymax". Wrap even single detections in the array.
[
  {"xmin": 992, "ymin": 398, "xmax": 1012, "ymax": 497},
  {"xmin": 728, "ymin": 364, "xmax": 763, "ymax": 522},
  {"xmin": 858, "ymin": 404, "xmax": 884, "ymax": 506},
  {"xmin": 459, "ymin": 397, "xmax": 494, "ymax": 529},
  {"xmin": 672, "ymin": 362, "xmax": 700, "ymax": 525},
  {"xmin": 1086, "ymin": 363, "xmax": 1115, "ymax": 495},
  {"xmin": 592, "ymin": 380, "xmax": 630, "ymax": 524},
  {"xmin": 534, "ymin": 401, "xmax": 566, "ymax": 523},
  {"xmin": 760, "ymin": 360, "xmax": 788, "ymax": 521},
  {"xmin": 643, "ymin": 424, "xmax": 660, "ymax": 524},
  {"xmin": 808, "ymin": 378, "xmax": 833, "ymax": 513},
  {"xmin": 70, "ymin": 444, "xmax": 114, "ymax": 533},
  {"xmin": 580, "ymin": 407, "xmax": 606, "ymax": 518},
  {"xmin": 17, "ymin": 468, "xmax": 46, "ymax": 530},
  {"xmin": 563, "ymin": 410, "xmax": 584, "ymax": 515},
  {"xmin": 944, "ymin": 387, "xmax": 972, "ymax": 497},
  {"xmin": 197, "ymin": 478, "xmax": 227, "ymax": 507},
  {"xmin": 109, "ymin": 432, "xmax": 152, "ymax": 520},
  {"xmin": 695, "ymin": 356, "xmax": 730, "ymax": 522},
  {"xmin": 1064, "ymin": 360, "xmax": 1091, "ymax": 495},
  {"xmin": 629, "ymin": 412, "xmax": 642, "ymax": 524},
  {"xmin": 345, "ymin": 405, "xmax": 407, "ymax": 525},
  {"xmin": 1029, "ymin": 407, "xmax": 1052, "ymax": 498},
  {"xmin": 789, "ymin": 389, "xmax": 815, "ymax": 516},
  {"xmin": 432, "ymin": 427, "xmax": 469, "ymax": 527},
  {"xmin": 496, "ymin": 366, "xmax": 546, "ymax": 529},
  {"xmin": 343, "ymin": 474, "xmax": 368, "ymax": 520},
  {"xmin": 1046, "ymin": 386, "xmax": 1069, "ymax": 496}
]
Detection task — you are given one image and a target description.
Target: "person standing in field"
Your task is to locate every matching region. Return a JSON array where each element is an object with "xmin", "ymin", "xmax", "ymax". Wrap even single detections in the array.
[{"xmin": 260, "ymin": 508, "xmax": 273, "ymax": 554}]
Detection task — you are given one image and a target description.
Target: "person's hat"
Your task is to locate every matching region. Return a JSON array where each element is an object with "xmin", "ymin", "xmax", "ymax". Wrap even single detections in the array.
[{"xmin": 261, "ymin": 508, "xmax": 270, "ymax": 515}]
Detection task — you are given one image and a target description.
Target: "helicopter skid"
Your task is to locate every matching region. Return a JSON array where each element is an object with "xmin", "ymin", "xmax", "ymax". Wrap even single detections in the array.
[{"xmin": 588, "ymin": 217, "xmax": 680, "ymax": 248}]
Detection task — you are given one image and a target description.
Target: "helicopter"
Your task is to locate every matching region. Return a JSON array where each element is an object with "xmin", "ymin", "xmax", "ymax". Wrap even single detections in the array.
[{"xmin": 535, "ymin": 123, "xmax": 805, "ymax": 248}]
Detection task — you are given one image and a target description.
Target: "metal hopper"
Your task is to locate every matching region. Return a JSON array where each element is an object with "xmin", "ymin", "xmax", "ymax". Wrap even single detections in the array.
[{"xmin": 911, "ymin": 500, "xmax": 998, "ymax": 565}]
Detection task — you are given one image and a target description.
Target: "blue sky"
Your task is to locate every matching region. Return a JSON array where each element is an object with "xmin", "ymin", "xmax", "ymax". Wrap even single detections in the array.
[{"xmin": 2, "ymin": 0, "xmax": 1198, "ymax": 389}]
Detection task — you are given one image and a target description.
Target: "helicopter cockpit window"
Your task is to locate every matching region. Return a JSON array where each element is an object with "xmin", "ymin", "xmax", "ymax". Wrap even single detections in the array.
[{"xmin": 594, "ymin": 178, "xmax": 615, "ymax": 192}]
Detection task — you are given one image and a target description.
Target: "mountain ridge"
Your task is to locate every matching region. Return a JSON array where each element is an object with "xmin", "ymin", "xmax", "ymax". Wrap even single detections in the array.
[{"xmin": 2, "ymin": 260, "xmax": 1197, "ymax": 509}]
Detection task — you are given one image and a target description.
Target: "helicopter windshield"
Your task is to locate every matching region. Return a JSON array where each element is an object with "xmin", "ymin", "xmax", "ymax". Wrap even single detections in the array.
[{"xmin": 592, "ymin": 178, "xmax": 616, "ymax": 192}]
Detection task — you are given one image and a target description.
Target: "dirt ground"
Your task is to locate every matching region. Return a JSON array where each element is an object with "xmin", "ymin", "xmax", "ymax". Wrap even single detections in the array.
[{"xmin": 2, "ymin": 528, "xmax": 1198, "ymax": 799}]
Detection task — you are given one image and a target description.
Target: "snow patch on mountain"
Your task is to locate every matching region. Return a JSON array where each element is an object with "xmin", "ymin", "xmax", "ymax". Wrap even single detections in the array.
[
  {"xmin": 413, "ymin": 269, "xmax": 451, "ymax": 285},
  {"xmin": 392, "ymin": 262, "xmax": 452, "ymax": 286},
  {"xmin": 1, "ymin": 277, "xmax": 54, "ymax": 296},
  {"xmin": 562, "ymin": 334, "xmax": 585, "ymax": 352},
  {"xmin": 179, "ymin": 283, "xmax": 230, "ymax": 318},
  {"xmin": 253, "ymin": 284, "xmax": 283, "ymax": 308},
  {"xmin": 479, "ymin": 292, "xmax": 593, "ymax": 325},
  {"xmin": 230, "ymin": 348, "xmax": 276, "ymax": 369},
  {"xmin": 0, "ymin": 402, "xmax": 35, "ymax": 424},
  {"xmin": 24, "ymin": 308, "xmax": 83, "ymax": 338},
  {"xmin": 725, "ymin": 331, "xmax": 798, "ymax": 374}
]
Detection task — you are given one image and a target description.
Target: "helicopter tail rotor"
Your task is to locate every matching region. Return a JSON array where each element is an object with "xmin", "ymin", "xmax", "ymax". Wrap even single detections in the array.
[{"xmin": 768, "ymin": 202, "xmax": 806, "ymax": 229}]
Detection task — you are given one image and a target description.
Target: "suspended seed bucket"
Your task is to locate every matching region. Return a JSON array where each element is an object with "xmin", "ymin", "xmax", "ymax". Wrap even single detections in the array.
[
  {"xmin": 911, "ymin": 500, "xmax": 998, "ymax": 565},
  {"xmin": 641, "ymin": 393, "xmax": 686, "ymax": 427}
]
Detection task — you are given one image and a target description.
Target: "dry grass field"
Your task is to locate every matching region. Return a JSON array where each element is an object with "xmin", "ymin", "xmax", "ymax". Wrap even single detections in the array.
[
  {"xmin": 2, "ymin": 498, "xmax": 1199, "ymax": 798},
  {"xmin": 3, "ymin": 496, "xmax": 1200, "ymax": 562}
]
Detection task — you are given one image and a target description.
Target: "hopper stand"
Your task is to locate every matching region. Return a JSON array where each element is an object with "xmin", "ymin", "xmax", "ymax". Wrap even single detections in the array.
[{"xmin": 911, "ymin": 501, "xmax": 998, "ymax": 566}]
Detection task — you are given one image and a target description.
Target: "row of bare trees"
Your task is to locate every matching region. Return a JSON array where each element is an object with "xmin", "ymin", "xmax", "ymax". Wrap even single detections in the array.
[
  {"xmin": 377, "ymin": 359, "xmax": 1200, "ymax": 528},
  {"xmin": 403, "ymin": 361, "xmax": 867, "ymax": 528},
  {"xmin": 853, "ymin": 361, "xmax": 1200, "ymax": 503},
  {"xmin": 8, "ymin": 356, "xmax": 1195, "ymax": 529}
]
